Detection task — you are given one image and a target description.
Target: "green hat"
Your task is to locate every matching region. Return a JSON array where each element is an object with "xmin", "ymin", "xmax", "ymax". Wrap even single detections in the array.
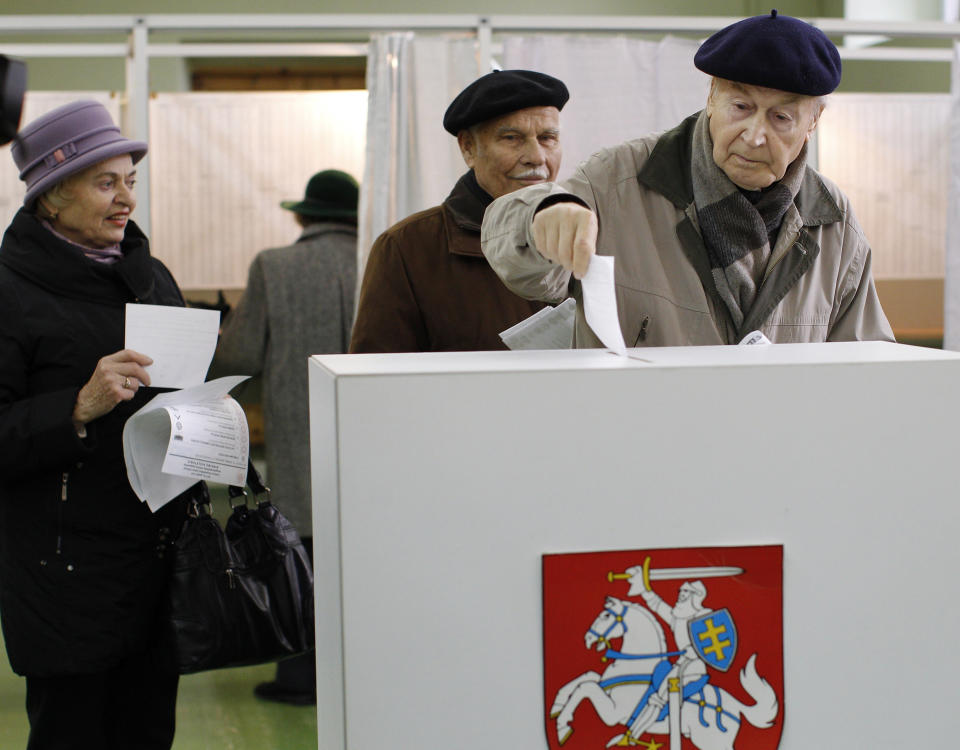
[{"xmin": 281, "ymin": 169, "xmax": 359, "ymax": 221}]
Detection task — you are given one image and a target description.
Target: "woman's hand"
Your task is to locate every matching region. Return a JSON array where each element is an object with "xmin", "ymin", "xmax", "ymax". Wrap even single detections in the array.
[{"xmin": 72, "ymin": 349, "xmax": 153, "ymax": 427}]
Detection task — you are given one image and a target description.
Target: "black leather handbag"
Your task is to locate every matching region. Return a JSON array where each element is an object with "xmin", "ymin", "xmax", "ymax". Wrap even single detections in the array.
[{"xmin": 159, "ymin": 462, "xmax": 314, "ymax": 674}]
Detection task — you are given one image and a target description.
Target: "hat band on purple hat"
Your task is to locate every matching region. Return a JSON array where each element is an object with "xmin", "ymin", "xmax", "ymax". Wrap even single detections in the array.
[{"xmin": 17, "ymin": 124, "xmax": 120, "ymax": 180}]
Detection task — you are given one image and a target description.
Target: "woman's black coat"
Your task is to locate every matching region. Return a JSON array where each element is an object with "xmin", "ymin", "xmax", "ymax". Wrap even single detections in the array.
[{"xmin": 0, "ymin": 208, "xmax": 191, "ymax": 677}]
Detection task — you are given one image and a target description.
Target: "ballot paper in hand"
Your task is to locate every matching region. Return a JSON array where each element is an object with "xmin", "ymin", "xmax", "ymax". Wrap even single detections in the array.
[
  {"xmin": 581, "ymin": 255, "xmax": 627, "ymax": 355},
  {"xmin": 499, "ymin": 298, "xmax": 576, "ymax": 350},
  {"xmin": 123, "ymin": 375, "xmax": 250, "ymax": 511},
  {"xmin": 125, "ymin": 303, "xmax": 220, "ymax": 389}
]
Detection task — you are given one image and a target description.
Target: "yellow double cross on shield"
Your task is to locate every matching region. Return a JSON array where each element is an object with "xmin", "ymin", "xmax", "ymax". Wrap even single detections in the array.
[{"xmin": 687, "ymin": 608, "xmax": 737, "ymax": 672}]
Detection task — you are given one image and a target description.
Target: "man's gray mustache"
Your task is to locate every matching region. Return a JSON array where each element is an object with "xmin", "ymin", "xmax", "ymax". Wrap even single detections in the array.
[{"xmin": 511, "ymin": 169, "xmax": 550, "ymax": 180}]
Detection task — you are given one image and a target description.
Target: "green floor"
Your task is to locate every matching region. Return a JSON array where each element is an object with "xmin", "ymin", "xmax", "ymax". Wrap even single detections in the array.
[{"xmin": 0, "ymin": 631, "xmax": 318, "ymax": 749}]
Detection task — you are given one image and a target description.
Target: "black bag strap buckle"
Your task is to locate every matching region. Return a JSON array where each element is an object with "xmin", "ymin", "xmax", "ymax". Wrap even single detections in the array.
[
  {"xmin": 186, "ymin": 496, "xmax": 212, "ymax": 519},
  {"xmin": 227, "ymin": 458, "xmax": 272, "ymax": 507}
]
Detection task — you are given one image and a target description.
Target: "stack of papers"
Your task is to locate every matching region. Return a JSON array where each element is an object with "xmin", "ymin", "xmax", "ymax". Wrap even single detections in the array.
[{"xmin": 121, "ymin": 304, "xmax": 250, "ymax": 511}]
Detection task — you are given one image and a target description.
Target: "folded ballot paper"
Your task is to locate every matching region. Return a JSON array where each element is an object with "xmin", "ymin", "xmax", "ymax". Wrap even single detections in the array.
[
  {"xmin": 499, "ymin": 298, "xmax": 576, "ymax": 350},
  {"xmin": 123, "ymin": 375, "xmax": 251, "ymax": 511}
]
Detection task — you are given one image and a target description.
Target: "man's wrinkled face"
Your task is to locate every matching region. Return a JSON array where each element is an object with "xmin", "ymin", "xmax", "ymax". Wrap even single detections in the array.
[
  {"xmin": 705, "ymin": 78, "xmax": 822, "ymax": 191},
  {"xmin": 458, "ymin": 105, "xmax": 561, "ymax": 199}
]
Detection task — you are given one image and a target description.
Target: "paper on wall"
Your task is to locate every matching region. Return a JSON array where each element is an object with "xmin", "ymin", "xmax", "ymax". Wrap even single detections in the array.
[
  {"xmin": 123, "ymin": 375, "xmax": 250, "ymax": 511},
  {"xmin": 581, "ymin": 255, "xmax": 626, "ymax": 355},
  {"xmin": 125, "ymin": 303, "xmax": 221, "ymax": 389},
  {"xmin": 499, "ymin": 298, "xmax": 576, "ymax": 350}
]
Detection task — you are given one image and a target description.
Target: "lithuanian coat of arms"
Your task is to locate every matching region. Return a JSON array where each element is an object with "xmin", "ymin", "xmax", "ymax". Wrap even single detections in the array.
[{"xmin": 542, "ymin": 545, "xmax": 782, "ymax": 750}]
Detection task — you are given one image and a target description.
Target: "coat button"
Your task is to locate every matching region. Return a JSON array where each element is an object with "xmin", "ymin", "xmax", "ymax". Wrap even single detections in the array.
[
  {"xmin": 66, "ymin": 564, "xmax": 75, "ymax": 572},
  {"xmin": 39, "ymin": 559, "xmax": 47, "ymax": 566}
]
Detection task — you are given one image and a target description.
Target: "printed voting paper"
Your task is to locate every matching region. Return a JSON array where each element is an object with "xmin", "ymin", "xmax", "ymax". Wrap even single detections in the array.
[
  {"xmin": 500, "ymin": 298, "xmax": 576, "ymax": 350},
  {"xmin": 123, "ymin": 376, "xmax": 250, "ymax": 511}
]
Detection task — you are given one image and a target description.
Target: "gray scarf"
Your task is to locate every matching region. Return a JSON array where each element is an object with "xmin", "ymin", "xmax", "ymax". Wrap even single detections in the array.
[{"xmin": 691, "ymin": 109, "xmax": 807, "ymax": 329}]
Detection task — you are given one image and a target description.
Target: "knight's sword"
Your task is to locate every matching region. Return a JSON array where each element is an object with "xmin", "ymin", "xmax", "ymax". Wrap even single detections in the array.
[
  {"xmin": 608, "ymin": 566, "xmax": 744, "ymax": 582},
  {"xmin": 607, "ymin": 556, "xmax": 743, "ymax": 586}
]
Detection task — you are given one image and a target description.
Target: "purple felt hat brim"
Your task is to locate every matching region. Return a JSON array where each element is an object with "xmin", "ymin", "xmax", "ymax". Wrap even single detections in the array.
[{"xmin": 12, "ymin": 100, "xmax": 147, "ymax": 207}]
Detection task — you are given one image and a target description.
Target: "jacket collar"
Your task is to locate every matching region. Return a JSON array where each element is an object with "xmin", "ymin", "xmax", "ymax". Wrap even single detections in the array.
[
  {"xmin": 441, "ymin": 170, "xmax": 492, "ymax": 258},
  {"xmin": 296, "ymin": 221, "xmax": 358, "ymax": 243},
  {"xmin": 0, "ymin": 208, "xmax": 157, "ymax": 304},
  {"xmin": 637, "ymin": 110, "xmax": 843, "ymax": 227}
]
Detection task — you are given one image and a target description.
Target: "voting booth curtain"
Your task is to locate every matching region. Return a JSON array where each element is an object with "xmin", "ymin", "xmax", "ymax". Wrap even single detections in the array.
[{"xmin": 357, "ymin": 33, "xmax": 482, "ymax": 278}]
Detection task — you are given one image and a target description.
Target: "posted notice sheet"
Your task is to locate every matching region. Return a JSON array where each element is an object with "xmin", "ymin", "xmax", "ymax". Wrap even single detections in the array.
[{"xmin": 123, "ymin": 375, "xmax": 250, "ymax": 511}]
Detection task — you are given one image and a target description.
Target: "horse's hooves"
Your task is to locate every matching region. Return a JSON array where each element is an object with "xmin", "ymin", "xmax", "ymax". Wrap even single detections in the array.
[
  {"xmin": 549, "ymin": 709, "xmax": 560, "ymax": 719},
  {"xmin": 558, "ymin": 727, "xmax": 573, "ymax": 745}
]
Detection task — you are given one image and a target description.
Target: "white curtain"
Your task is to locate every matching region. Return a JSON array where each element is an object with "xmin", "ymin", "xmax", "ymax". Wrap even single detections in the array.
[
  {"xmin": 501, "ymin": 35, "xmax": 711, "ymax": 180},
  {"xmin": 358, "ymin": 33, "xmax": 481, "ymax": 274},
  {"xmin": 945, "ymin": 42, "xmax": 960, "ymax": 350}
]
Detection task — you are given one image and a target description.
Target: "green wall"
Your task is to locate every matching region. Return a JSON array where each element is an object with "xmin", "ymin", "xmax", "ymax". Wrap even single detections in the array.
[
  {"xmin": 1, "ymin": 0, "xmax": 950, "ymax": 93},
  {"xmin": 0, "ymin": 1, "xmax": 840, "ymax": 15}
]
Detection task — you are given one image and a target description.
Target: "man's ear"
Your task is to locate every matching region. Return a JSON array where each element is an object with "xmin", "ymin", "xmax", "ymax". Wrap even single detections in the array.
[
  {"xmin": 458, "ymin": 129, "xmax": 476, "ymax": 168},
  {"xmin": 806, "ymin": 100, "xmax": 825, "ymax": 141},
  {"xmin": 705, "ymin": 77, "xmax": 719, "ymax": 118}
]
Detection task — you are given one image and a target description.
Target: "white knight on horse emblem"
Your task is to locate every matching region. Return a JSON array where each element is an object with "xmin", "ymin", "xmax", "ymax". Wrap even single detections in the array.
[{"xmin": 544, "ymin": 550, "xmax": 782, "ymax": 750}]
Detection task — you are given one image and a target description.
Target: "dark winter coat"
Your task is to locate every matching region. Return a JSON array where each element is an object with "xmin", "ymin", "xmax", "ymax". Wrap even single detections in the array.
[
  {"xmin": 350, "ymin": 171, "xmax": 547, "ymax": 352},
  {"xmin": 0, "ymin": 208, "xmax": 191, "ymax": 677}
]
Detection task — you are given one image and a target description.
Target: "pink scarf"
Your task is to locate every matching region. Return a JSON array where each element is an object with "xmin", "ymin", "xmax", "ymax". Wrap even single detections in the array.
[{"xmin": 41, "ymin": 219, "xmax": 123, "ymax": 265}]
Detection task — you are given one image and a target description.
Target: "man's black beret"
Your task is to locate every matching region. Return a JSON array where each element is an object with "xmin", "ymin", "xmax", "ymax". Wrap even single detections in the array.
[
  {"xmin": 694, "ymin": 9, "xmax": 841, "ymax": 96},
  {"xmin": 442, "ymin": 69, "xmax": 569, "ymax": 135}
]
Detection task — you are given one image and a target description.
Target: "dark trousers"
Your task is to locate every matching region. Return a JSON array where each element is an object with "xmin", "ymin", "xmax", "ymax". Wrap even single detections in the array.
[
  {"xmin": 25, "ymin": 649, "xmax": 179, "ymax": 750},
  {"xmin": 273, "ymin": 535, "xmax": 315, "ymax": 692}
]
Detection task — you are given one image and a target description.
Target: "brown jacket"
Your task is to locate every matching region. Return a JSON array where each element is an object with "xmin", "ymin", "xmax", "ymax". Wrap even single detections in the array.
[{"xmin": 350, "ymin": 172, "xmax": 547, "ymax": 352}]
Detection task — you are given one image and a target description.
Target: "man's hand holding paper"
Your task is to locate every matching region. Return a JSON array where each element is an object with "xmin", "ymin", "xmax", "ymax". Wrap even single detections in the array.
[
  {"xmin": 532, "ymin": 201, "xmax": 598, "ymax": 280},
  {"xmin": 531, "ymin": 201, "xmax": 626, "ymax": 354}
]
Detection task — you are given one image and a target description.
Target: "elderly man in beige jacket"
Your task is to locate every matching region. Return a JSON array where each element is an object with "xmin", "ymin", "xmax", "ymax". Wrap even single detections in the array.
[{"xmin": 481, "ymin": 11, "xmax": 894, "ymax": 348}]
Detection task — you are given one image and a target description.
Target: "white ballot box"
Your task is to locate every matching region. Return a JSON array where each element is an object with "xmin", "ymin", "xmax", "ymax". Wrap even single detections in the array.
[{"xmin": 308, "ymin": 342, "xmax": 960, "ymax": 750}]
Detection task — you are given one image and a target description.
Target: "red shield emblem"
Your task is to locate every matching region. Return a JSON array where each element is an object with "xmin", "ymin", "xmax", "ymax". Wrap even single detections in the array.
[{"xmin": 542, "ymin": 544, "xmax": 783, "ymax": 750}]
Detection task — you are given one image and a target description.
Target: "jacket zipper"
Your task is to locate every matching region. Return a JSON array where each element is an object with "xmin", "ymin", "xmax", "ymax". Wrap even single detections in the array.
[{"xmin": 56, "ymin": 472, "xmax": 68, "ymax": 556}]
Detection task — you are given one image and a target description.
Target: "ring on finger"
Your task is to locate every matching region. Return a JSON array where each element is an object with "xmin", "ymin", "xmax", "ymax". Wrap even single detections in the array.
[{"xmin": 123, "ymin": 376, "xmax": 131, "ymax": 390}]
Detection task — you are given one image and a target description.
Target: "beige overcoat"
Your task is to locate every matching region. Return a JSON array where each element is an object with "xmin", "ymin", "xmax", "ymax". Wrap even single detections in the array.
[{"xmin": 481, "ymin": 112, "xmax": 894, "ymax": 347}]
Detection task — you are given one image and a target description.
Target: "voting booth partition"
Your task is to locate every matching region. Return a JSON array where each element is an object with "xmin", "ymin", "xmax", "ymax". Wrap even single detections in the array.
[{"xmin": 308, "ymin": 342, "xmax": 960, "ymax": 750}]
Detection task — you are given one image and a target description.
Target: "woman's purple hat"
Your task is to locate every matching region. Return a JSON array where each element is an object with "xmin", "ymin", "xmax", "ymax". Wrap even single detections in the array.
[{"xmin": 11, "ymin": 99, "xmax": 147, "ymax": 207}]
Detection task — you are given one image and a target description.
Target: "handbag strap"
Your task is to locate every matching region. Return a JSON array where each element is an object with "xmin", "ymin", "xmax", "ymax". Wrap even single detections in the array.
[{"xmin": 227, "ymin": 458, "xmax": 271, "ymax": 504}]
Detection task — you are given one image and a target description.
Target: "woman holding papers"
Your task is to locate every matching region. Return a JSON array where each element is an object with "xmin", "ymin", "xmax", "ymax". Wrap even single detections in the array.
[{"xmin": 0, "ymin": 101, "xmax": 193, "ymax": 749}]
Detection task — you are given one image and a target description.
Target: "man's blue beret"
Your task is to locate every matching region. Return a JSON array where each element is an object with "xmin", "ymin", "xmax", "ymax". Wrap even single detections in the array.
[
  {"xmin": 694, "ymin": 10, "xmax": 842, "ymax": 96},
  {"xmin": 442, "ymin": 69, "xmax": 569, "ymax": 135}
]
